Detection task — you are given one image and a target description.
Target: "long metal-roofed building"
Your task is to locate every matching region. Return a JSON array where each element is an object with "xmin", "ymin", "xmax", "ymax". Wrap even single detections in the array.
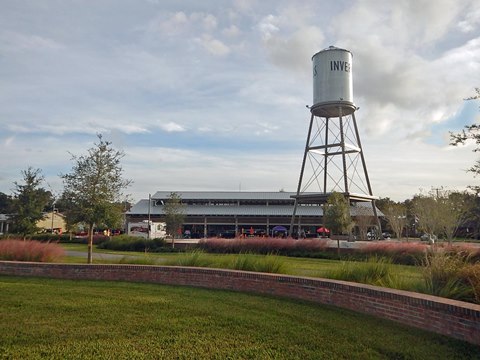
[{"xmin": 127, "ymin": 191, "xmax": 381, "ymax": 238}]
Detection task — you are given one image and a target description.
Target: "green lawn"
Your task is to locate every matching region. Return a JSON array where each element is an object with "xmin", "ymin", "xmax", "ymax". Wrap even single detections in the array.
[
  {"xmin": 61, "ymin": 243, "xmax": 424, "ymax": 289},
  {"xmin": 1, "ymin": 276, "xmax": 478, "ymax": 359}
]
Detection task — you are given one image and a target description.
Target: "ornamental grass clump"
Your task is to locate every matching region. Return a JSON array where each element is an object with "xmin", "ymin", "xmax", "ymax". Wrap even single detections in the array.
[
  {"xmin": 0, "ymin": 239, "xmax": 65, "ymax": 262},
  {"xmin": 197, "ymin": 237, "xmax": 329, "ymax": 256},
  {"xmin": 458, "ymin": 263, "xmax": 480, "ymax": 304},
  {"xmin": 172, "ymin": 249, "xmax": 214, "ymax": 267},
  {"xmin": 228, "ymin": 252, "xmax": 289, "ymax": 274},
  {"xmin": 420, "ymin": 249, "xmax": 473, "ymax": 301},
  {"xmin": 253, "ymin": 254, "xmax": 289, "ymax": 274},
  {"xmin": 230, "ymin": 252, "xmax": 257, "ymax": 271},
  {"xmin": 325, "ymin": 256, "xmax": 400, "ymax": 288},
  {"xmin": 359, "ymin": 242, "xmax": 427, "ymax": 265},
  {"xmin": 440, "ymin": 243, "xmax": 480, "ymax": 263}
]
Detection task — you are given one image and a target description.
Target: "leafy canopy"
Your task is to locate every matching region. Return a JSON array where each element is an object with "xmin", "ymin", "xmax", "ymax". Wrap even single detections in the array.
[
  {"xmin": 61, "ymin": 134, "xmax": 131, "ymax": 230},
  {"xmin": 61, "ymin": 134, "xmax": 131, "ymax": 262},
  {"xmin": 163, "ymin": 192, "xmax": 185, "ymax": 240},
  {"xmin": 323, "ymin": 192, "xmax": 354, "ymax": 235},
  {"xmin": 450, "ymin": 88, "xmax": 480, "ymax": 184},
  {"xmin": 11, "ymin": 167, "xmax": 51, "ymax": 238}
]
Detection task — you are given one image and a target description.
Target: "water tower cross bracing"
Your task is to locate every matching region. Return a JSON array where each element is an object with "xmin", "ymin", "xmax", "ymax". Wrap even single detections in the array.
[{"xmin": 289, "ymin": 46, "xmax": 382, "ymax": 236}]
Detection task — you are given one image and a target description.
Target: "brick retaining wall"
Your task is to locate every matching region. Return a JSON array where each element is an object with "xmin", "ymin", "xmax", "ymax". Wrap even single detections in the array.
[{"xmin": 1, "ymin": 261, "xmax": 479, "ymax": 345}]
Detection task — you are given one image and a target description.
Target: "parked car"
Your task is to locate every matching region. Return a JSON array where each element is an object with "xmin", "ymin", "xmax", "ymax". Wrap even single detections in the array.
[
  {"xmin": 254, "ymin": 229, "xmax": 267, "ymax": 236},
  {"xmin": 219, "ymin": 230, "xmax": 236, "ymax": 238},
  {"xmin": 420, "ymin": 233, "xmax": 437, "ymax": 244}
]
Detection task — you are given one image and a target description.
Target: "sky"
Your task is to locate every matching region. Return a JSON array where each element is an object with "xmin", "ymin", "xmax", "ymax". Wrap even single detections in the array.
[{"xmin": 1, "ymin": 0, "xmax": 479, "ymax": 203}]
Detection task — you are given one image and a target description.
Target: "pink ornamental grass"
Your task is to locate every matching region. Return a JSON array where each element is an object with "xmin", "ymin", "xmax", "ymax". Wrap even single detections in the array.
[
  {"xmin": 359, "ymin": 241, "xmax": 428, "ymax": 264},
  {"xmin": 198, "ymin": 236, "xmax": 329, "ymax": 254},
  {"xmin": 440, "ymin": 243, "xmax": 480, "ymax": 263},
  {"xmin": 0, "ymin": 239, "xmax": 65, "ymax": 262}
]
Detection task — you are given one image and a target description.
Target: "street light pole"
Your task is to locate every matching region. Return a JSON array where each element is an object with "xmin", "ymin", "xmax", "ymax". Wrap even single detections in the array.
[
  {"xmin": 147, "ymin": 193, "xmax": 151, "ymax": 240},
  {"xmin": 51, "ymin": 204, "xmax": 56, "ymax": 233}
]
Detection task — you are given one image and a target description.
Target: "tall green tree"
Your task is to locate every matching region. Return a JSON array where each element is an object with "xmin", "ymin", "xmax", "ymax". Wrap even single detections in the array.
[
  {"xmin": 324, "ymin": 192, "xmax": 354, "ymax": 253},
  {"xmin": 0, "ymin": 192, "xmax": 13, "ymax": 214},
  {"xmin": 61, "ymin": 134, "xmax": 132, "ymax": 263},
  {"xmin": 11, "ymin": 167, "xmax": 51, "ymax": 239},
  {"xmin": 55, "ymin": 192, "xmax": 83, "ymax": 239},
  {"xmin": 163, "ymin": 192, "xmax": 185, "ymax": 248}
]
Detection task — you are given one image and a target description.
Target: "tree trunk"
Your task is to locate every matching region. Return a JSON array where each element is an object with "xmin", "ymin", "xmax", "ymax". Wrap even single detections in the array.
[{"xmin": 88, "ymin": 223, "xmax": 94, "ymax": 264}]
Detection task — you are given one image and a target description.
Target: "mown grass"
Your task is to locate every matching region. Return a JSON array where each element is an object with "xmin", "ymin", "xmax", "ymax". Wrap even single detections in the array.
[
  {"xmin": 1, "ymin": 276, "xmax": 478, "ymax": 359},
  {"xmin": 61, "ymin": 244, "xmax": 425, "ymax": 288}
]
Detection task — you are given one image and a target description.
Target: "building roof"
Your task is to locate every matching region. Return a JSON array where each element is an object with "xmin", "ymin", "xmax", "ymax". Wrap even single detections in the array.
[
  {"xmin": 130, "ymin": 200, "xmax": 323, "ymax": 216},
  {"xmin": 151, "ymin": 191, "xmax": 296, "ymax": 201},
  {"xmin": 128, "ymin": 198, "xmax": 380, "ymax": 217}
]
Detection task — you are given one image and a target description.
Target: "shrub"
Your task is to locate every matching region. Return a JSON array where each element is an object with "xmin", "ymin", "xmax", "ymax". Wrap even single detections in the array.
[
  {"xmin": 98, "ymin": 235, "xmax": 167, "ymax": 252},
  {"xmin": 30, "ymin": 234, "xmax": 72, "ymax": 243},
  {"xmin": 0, "ymin": 239, "xmax": 65, "ymax": 262}
]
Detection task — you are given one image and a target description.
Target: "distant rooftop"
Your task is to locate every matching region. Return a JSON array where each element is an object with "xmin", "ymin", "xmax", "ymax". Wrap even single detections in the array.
[{"xmin": 151, "ymin": 191, "xmax": 297, "ymax": 201}]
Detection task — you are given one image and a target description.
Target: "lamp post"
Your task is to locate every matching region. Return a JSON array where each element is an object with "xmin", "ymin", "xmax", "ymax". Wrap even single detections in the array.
[
  {"xmin": 147, "ymin": 193, "xmax": 151, "ymax": 240},
  {"xmin": 51, "ymin": 203, "xmax": 56, "ymax": 234}
]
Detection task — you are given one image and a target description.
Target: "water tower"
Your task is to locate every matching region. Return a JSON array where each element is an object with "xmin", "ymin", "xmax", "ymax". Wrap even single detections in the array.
[{"xmin": 289, "ymin": 46, "xmax": 382, "ymax": 237}]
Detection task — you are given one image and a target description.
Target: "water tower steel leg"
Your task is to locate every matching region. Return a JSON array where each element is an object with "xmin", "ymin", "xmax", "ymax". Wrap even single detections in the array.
[
  {"xmin": 289, "ymin": 113, "xmax": 315, "ymax": 237},
  {"xmin": 351, "ymin": 112, "xmax": 383, "ymax": 238},
  {"xmin": 352, "ymin": 113, "xmax": 373, "ymax": 196},
  {"xmin": 323, "ymin": 117, "xmax": 329, "ymax": 193},
  {"xmin": 338, "ymin": 110, "xmax": 349, "ymax": 194}
]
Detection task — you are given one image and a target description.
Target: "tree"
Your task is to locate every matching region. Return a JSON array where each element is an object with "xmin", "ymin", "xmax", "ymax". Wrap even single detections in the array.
[
  {"xmin": 324, "ymin": 192, "xmax": 354, "ymax": 254},
  {"xmin": 11, "ymin": 167, "xmax": 51, "ymax": 239},
  {"xmin": 412, "ymin": 188, "xmax": 471, "ymax": 243},
  {"xmin": 61, "ymin": 134, "xmax": 131, "ymax": 263},
  {"xmin": 438, "ymin": 191, "xmax": 472, "ymax": 243},
  {"xmin": 381, "ymin": 202, "xmax": 407, "ymax": 240},
  {"xmin": 450, "ymin": 88, "xmax": 480, "ymax": 188},
  {"xmin": 353, "ymin": 204, "xmax": 376, "ymax": 240},
  {"xmin": 163, "ymin": 192, "xmax": 185, "ymax": 248},
  {"xmin": 0, "ymin": 192, "xmax": 13, "ymax": 214},
  {"xmin": 55, "ymin": 192, "xmax": 83, "ymax": 240}
]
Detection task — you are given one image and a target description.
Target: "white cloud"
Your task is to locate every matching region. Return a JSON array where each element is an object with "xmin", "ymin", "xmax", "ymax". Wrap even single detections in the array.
[
  {"xmin": 0, "ymin": 31, "xmax": 64, "ymax": 52},
  {"xmin": 158, "ymin": 122, "xmax": 186, "ymax": 132},
  {"xmin": 258, "ymin": 14, "xmax": 280, "ymax": 41},
  {"xmin": 194, "ymin": 34, "xmax": 230, "ymax": 56},
  {"xmin": 458, "ymin": 5, "xmax": 480, "ymax": 32},
  {"xmin": 262, "ymin": 26, "xmax": 324, "ymax": 73},
  {"xmin": 199, "ymin": 13, "xmax": 218, "ymax": 31},
  {"xmin": 223, "ymin": 25, "xmax": 240, "ymax": 37},
  {"xmin": 0, "ymin": 0, "xmax": 479, "ymax": 203}
]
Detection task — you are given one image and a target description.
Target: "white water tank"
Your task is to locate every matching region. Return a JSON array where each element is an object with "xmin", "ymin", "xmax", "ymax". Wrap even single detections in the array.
[{"xmin": 311, "ymin": 46, "xmax": 355, "ymax": 117}]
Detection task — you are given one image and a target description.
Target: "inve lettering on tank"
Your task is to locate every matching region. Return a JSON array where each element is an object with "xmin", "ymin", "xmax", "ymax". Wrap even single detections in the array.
[{"xmin": 330, "ymin": 60, "xmax": 351, "ymax": 72}]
